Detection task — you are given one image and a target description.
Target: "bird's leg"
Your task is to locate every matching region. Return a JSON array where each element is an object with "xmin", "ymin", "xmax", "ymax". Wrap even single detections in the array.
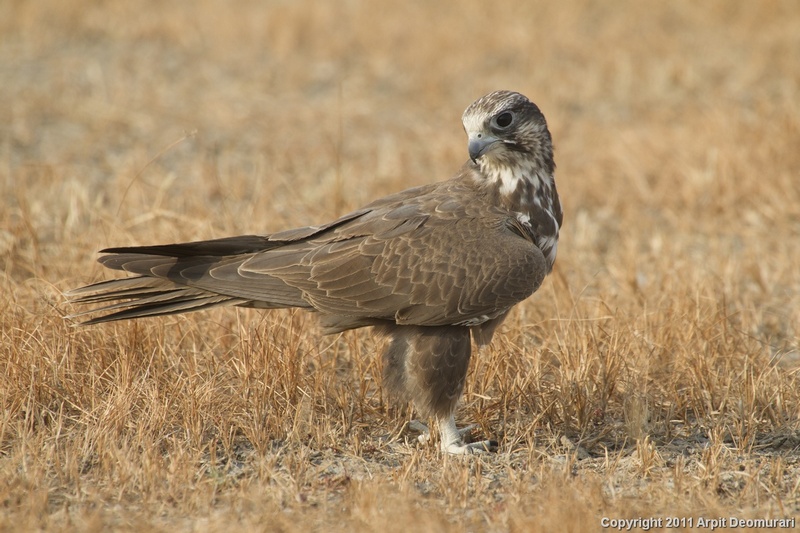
[
  {"xmin": 438, "ymin": 414, "xmax": 498, "ymax": 454},
  {"xmin": 429, "ymin": 330, "xmax": 503, "ymax": 454},
  {"xmin": 408, "ymin": 419, "xmax": 432, "ymax": 443},
  {"xmin": 408, "ymin": 417, "xmax": 496, "ymax": 453},
  {"xmin": 382, "ymin": 325, "xmax": 498, "ymax": 453}
]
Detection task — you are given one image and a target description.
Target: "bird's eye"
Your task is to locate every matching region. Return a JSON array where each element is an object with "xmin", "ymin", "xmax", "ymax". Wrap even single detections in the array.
[{"xmin": 493, "ymin": 111, "xmax": 514, "ymax": 129}]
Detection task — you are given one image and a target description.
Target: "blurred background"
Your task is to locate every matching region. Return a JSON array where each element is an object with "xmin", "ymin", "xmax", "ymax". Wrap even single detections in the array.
[
  {"xmin": 1, "ymin": 0, "xmax": 799, "ymax": 529},
  {"xmin": 4, "ymin": 0, "xmax": 798, "ymax": 360}
]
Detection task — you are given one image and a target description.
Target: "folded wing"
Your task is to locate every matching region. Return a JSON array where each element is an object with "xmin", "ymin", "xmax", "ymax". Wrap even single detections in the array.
[{"xmin": 68, "ymin": 180, "xmax": 547, "ymax": 331}]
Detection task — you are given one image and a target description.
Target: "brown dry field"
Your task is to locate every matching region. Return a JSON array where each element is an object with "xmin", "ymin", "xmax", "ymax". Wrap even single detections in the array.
[{"xmin": 2, "ymin": 0, "xmax": 800, "ymax": 531}]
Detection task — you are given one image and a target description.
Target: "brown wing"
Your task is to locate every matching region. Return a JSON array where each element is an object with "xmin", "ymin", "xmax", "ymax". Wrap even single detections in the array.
[
  {"xmin": 246, "ymin": 188, "xmax": 546, "ymax": 326},
  {"xmin": 68, "ymin": 179, "xmax": 547, "ymax": 329}
]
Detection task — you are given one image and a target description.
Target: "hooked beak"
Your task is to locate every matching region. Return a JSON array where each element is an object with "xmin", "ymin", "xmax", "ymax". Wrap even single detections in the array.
[{"xmin": 468, "ymin": 133, "xmax": 500, "ymax": 162}]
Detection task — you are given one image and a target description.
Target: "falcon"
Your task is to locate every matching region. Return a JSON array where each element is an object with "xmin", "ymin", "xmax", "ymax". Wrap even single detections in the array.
[{"xmin": 68, "ymin": 90, "xmax": 563, "ymax": 454}]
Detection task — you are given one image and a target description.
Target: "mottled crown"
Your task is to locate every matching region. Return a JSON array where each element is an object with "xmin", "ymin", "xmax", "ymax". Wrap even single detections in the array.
[{"xmin": 461, "ymin": 91, "xmax": 554, "ymax": 174}]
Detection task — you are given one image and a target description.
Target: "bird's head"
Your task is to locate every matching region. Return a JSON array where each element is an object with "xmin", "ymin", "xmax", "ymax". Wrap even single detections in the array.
[{"xmin": 461, "ymin": 90, "xmax": 554, "ymax": 176}]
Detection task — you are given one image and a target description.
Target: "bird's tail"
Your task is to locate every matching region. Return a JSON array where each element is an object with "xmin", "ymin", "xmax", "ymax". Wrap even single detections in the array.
[
  {"xmin": 66, "ymin": 237, "xmax": 309, "ymax": 325},
  {"xmin": 66, "ymin": 274, "xmax": 251, "ymax": 325}
]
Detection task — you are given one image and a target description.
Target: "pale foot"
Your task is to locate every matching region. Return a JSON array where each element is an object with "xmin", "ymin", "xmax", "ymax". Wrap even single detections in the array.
[{"xmin": 408, "ymin": 416, "xmax": 498, "ymax": 454}]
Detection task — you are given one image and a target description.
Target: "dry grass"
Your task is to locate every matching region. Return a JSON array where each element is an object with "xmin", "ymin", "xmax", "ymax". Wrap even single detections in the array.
[{"xmin": 2, "ymin": 0, "xmax": 800, "ymax": 530}]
